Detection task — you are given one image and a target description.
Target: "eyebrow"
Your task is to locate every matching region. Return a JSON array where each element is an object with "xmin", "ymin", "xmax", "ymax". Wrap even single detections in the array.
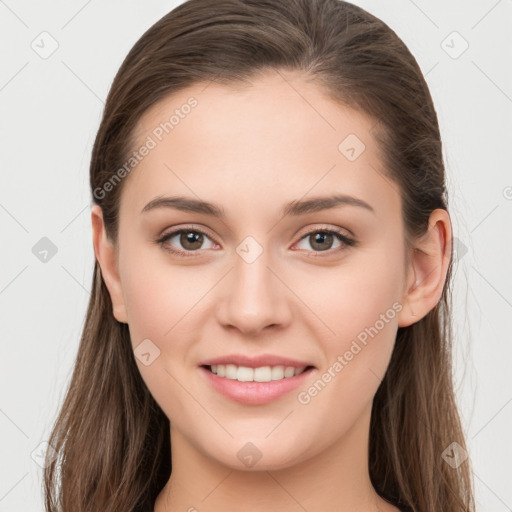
[{"xmin": 141, "ymin": 194, "xmax": 375, "ymax": 217}]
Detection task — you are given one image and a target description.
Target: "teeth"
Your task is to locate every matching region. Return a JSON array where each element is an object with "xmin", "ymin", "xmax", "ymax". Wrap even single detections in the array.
[{"xmin": 210, "ymin": 364, "xmax": 307, "ymax": 382}]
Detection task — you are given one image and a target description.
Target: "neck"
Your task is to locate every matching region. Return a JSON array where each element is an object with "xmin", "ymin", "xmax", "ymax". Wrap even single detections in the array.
[{"xmin": 154, "ymin": 402, "xmax": 396, "ymax": 512}]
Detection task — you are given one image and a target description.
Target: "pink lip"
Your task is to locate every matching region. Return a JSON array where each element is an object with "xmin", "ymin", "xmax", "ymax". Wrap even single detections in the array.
[
  {"xmin": 199, "ymin": 353, "xmax": 314, "ymax": 369},
  {"xmin": 199, "ymin": 366, "xmax": 316, "ymax": 405}
]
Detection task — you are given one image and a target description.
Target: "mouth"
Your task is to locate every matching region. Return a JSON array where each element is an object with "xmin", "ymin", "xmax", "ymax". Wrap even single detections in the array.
[
  {"xmin": 202, "ymin": 364, "xmax": 315, "ymax": 382},
  {"xmin": 199, "ymin": 362, "xmax": 316, "ymax": 405}
]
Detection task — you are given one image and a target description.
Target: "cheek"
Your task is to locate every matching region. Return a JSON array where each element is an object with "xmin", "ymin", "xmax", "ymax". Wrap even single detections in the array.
[
  {"xmin": 117, "ymin": 246, "xmax": 212, "ymax": 400},
  {"xmin": 119, "ymin": 256, "xmax": 199, "ymax": 420},
  {"xmin": 119, "ymin": 243, "xmax": 208, "ymax": 342},
  {"xmin": 317, "ymin": 242, "xmax": 403, "ymax": 335},
  {"xmin": 295, "ymin": 274, "xmax": 402, "ymax": 442},
  {"xmin": 314, "ymin": 242, "xmax": 405, "ymax": 385}
]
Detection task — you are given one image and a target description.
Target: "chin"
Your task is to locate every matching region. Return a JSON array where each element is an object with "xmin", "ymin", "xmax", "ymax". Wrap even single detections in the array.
[{"xmin": 203, "ymin": 438, "xmax": 311, "ymax": 472}]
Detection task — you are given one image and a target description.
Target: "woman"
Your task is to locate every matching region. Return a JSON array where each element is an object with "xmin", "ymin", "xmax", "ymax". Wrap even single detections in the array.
[{"xmin": 43, "ymin": 0, "xmax": 475, "ymax": 510}]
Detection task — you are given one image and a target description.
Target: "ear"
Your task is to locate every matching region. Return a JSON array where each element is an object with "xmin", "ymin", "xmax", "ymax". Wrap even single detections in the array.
[
  {"xmin": 397, "ymin": 208, "xmax": 452, "ymax": 327},
  {"xmin": 91, "ymin": 204, "xmax": 128, "ymax": 323}
]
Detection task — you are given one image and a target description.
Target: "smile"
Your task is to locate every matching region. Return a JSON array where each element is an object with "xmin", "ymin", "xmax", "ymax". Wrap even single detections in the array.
[
  {"xmin": 199, "ymin": 365, "xmax": 316, "ymax": 405},
  {"xmin": 207, "ymin": 364, "xmax": 310, "ymax": 382}
]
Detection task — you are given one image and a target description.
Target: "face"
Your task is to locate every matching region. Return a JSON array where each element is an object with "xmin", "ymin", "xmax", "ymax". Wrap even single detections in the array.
[{"xmin": 106, "ymin": 70, "xmax": 411, "ymax": 470}]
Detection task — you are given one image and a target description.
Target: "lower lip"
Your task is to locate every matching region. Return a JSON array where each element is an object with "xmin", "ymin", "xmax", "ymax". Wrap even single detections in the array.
[{"xmin": 199, "ymin": 366, "xmax": 315, "ymax": 405}]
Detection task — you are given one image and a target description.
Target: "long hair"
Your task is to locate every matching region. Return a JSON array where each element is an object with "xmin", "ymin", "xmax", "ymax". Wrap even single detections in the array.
[{"xmin": 44, "ymin": 1, "xmax": 475, "ymax": 510}]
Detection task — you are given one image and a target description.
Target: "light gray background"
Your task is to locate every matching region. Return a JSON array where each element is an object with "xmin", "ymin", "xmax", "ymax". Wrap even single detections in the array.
[{"xmin": 1, "ymin": 1, "xmax": 511, "ymax": 510}]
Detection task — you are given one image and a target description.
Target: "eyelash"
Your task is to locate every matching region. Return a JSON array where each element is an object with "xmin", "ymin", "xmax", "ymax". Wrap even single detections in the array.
[{"xmin": 155, "ymin": 225, "xmax": 356, "ymax": 258}]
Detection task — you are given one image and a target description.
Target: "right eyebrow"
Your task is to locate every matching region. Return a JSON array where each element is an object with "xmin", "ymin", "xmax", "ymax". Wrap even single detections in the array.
[{"xmin": 141, "ymin": 196, "xmax": 226, "ymax": 218}]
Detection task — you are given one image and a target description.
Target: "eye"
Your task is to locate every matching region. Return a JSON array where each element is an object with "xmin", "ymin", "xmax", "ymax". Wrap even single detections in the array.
[
  {"xmin": 293, "ymin": 228, "xmax": 355, "ymax": 255},
  {"xmin": 156, "ymin": 225, "xmax": 356, "ymax": 258},
  {"xmin": 156, "ymin": 227, "xmax": 217, "ymax": 257}
]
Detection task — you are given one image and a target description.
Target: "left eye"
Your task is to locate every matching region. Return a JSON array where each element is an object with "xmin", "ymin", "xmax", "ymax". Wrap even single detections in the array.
[{"xmin": 294, "ymin": 230, "xmax": 354, "ymax": 253}]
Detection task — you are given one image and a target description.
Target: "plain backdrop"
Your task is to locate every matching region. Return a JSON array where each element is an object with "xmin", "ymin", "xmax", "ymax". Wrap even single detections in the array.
[{"xmin": 1, "ymin": 1, "xmax": 511, "ymax": 510}]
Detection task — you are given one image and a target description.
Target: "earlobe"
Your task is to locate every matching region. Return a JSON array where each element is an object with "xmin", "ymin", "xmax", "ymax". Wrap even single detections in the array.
[
  {"xmin": 91, "ymin": 205, "xmax": 128, "ymax": 323},
  {"xmin": 397, "ymin": 209, "xmax": 452, "ymax": 328}
]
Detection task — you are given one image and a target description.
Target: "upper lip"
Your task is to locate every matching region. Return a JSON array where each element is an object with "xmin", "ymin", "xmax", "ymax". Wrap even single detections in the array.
[{"xmin": 199, "ymin": 354, "xmax": 314, "ymax": 369}]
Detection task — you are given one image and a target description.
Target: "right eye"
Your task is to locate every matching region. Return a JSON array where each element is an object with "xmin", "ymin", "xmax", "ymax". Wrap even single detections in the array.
[{"xmin": 156, "ymin": 227, "xmax": 218, "ymax": 257}]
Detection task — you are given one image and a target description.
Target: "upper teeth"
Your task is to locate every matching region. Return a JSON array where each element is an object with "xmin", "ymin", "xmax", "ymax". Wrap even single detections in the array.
[{"xmin": 210, "ymin": 364, "xmax": 307, "ymax": 382}]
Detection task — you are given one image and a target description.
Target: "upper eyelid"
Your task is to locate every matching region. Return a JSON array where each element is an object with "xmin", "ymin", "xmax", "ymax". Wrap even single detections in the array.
[
  {"xmin": 294, "ymin": 224, "xmax": 353, "ymax": 240},
  {"xmin": 158, "ymin": 223, "xmax": 352, "ymax": 238}
]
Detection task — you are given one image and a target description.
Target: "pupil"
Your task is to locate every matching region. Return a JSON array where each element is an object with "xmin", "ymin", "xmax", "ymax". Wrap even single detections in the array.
[
  {"xmin": 312, "ymin": 232, "xmax": 332, "ymax": 251},
  {"xmin": 182, "ymin": 231, "xmax": 202, "ymax": 249}
]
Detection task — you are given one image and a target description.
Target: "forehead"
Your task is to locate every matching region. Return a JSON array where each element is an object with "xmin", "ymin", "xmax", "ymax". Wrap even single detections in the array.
[{"xmin": 120, "ymin": 69, "xmax": 399, "ymax": 220}]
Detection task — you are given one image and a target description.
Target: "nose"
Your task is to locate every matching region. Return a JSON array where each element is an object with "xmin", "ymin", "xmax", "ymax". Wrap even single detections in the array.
[{"xmin": 215, "ymin": 244, "xmax": 293, "ymax": 336}]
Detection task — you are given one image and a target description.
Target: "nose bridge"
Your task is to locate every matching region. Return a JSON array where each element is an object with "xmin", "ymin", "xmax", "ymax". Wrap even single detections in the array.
[{"xmin": 216, "ymin": 235, "xmax": 291, "ymax": 334}]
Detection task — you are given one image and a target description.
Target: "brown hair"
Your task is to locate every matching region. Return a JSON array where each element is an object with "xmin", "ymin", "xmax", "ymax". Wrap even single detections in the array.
[{"xmin": 44, "ymin": 1, "xmax": 475, "ymax": 510}]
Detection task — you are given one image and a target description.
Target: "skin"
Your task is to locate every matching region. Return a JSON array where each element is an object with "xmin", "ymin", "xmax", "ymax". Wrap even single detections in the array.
[{"xmin": 92, "ymin": 69, "xmax": 451, "ymax": 512}]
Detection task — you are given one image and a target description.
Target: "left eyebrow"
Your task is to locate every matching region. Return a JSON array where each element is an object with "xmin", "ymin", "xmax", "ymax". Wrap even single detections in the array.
[
  {"xmin": 281, "ymin": 194, "xmax": 375, "ymax": 216},
  {"xmin": 140, "ymin": 193, "xmax": 375, "ymax": 217}
]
